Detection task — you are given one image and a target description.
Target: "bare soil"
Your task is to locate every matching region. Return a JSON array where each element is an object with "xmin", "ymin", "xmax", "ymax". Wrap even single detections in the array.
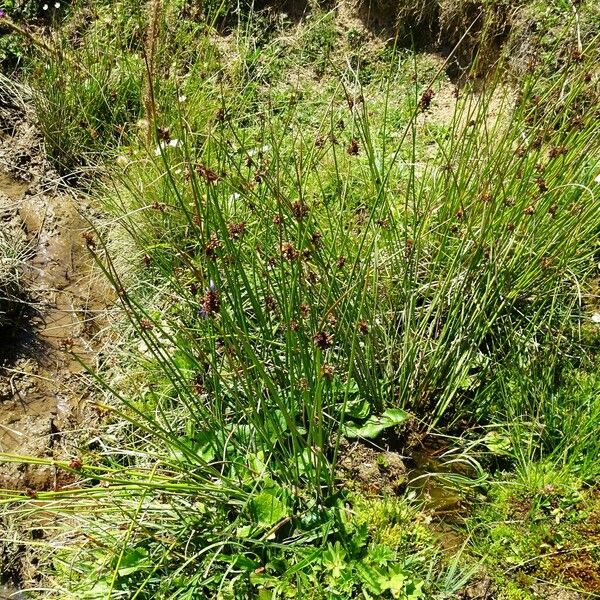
[{"xmin": 0, "ymin": 97, "xmax": 111, "ymax": 491}]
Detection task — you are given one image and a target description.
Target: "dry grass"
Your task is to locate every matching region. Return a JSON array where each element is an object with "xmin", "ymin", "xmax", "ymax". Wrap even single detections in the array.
[{"xmin": 0, "ymin": 226, "xmax": 26, "ymax": 329}]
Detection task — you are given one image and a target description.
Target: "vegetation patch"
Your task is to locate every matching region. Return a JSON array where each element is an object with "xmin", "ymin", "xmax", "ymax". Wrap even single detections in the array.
[{"xmin": 0, "ymin": 0, "xmax": 599, "ymax": 597}]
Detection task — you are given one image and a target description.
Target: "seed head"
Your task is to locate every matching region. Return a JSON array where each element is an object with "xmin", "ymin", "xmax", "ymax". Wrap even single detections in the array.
[
  {"xmin": 548, "ymin": 145, "xmax": 567, "ymax": 159},
  {"xmin": 313, "ymin": 330, "xmax": 333, "ymax": 350},
  {"xmin": 69, "ymin": 457, "xmax": 83, "ymax": 470},
  {"xmin": 215, "ymin": 107, "xmax": 228, "ymax": 123},
  {"xmin": 310, "ymin": 230, "xmax": 323, "ymax": 248},
  {"xmin": 420, "ymin": 88, "xmax": 435, "ymax": 111},
  {"xmin": 196, "ymin": 164, "xmax": 220, "ymax": 184},
  {"xmin": 140, "ymin": 318, "xmax": 154, "ymax": 331},
  {"xmin": 200, "ymin": 289, "xmax": 220, "ymax": 318},
  {"xmin": 358, "ymin": 320, "xmax": 369, "ymax": 335},
  {"xmin": 157, "ymin": 126, "xmax": 171, "ymax": 142},
  {"xmin": 82, "ymin": 231, "xmax": 96, "ymax": 249},
  {"xmin": 227, "ymin": 222, "xmax": 246, "ymax": 240},
  {"xmin": 204, "ymin": 234, "xmax": 221, "ymax": 259},
  {"xmin": 281, "ymin": 242, "xmax": 299, "ymax": 261},
  {"xmin": 291, "ymin": 200, "xmax": 309, "ymax": 221},
  {"xmin": 59, "ymin": 337, "xmax": 75, "ymax": 352},
  {"xmin": 320, "ymin": 364, "xmax": 334, "ymax": 379},
  {"xmin": 347, "ymin": 138, "xmax": 359, "ymax": 156},
  {"xmin": 264, "ymin": 295, "xmax": 277, "ymax": 312}
]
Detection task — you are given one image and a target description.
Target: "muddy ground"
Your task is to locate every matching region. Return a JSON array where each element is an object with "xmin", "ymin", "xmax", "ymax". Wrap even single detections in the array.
[{"xmin": 0, "ymin": 88, "xmax": 111, "ymax": 492}]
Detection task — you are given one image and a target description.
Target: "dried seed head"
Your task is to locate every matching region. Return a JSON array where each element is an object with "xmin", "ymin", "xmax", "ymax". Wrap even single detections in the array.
[
  {"xmin": 152, "ymin": 201, "xmax": 167, "ymax": 211},
  {"xmin": 291, "ymin": 200, "xmax": 309, "ymax": 221},
  {"xmin": 358, "ymin": 320, "xmax": 369, "ymax": 335},
  {"xmin": 289, "ymin": 320, "xmax": 300, "ymax": 332},
  {"xmin": 143, "ymin": 254, "xmax": 152, "ymax": 267},
  {"xmin": 299, "ymin": 303, "xmax": 310, "ymax": 318},
  {"xmin": 347, "ymin": 138, "xmax": 359, "ymax": 156},
  {"xmin": 313, "ymin": 330, "xmax": 333, "ymax": 350},
  {"xmin": 69, "ymin": 457, "xmax": 83, "ymax": 470},
  {"xmin": 200, "ymin": 289, "xmax": 220, "ymax": 317},
  {"xmin": 523, "ymin": 205, "xmax": 535, "ymax": 216},
  {"xmin": 264, "ymin": 295, "xmax": 277, "ymax": 312},
  {"xmin": 140, "ymin": 318, "xmax": 154, "ymax": 331},
  {"xmin": 273, "ymin": 214, "xmax": 283, "ymax": 226},
  {"xmin": 336, "ymin": 256, "xmax": 347, "ymax": 269},
  {"xmin": 540, "ymin": 256, "xmax": 554, "ymax": 269},
  {"xmin": 320, "ymin": 363, "xmax": 334, "ymax": 379},
  {"xmin": 215, "ymin": 107, "xmax": 228, "ymax": 122},
  {"xmin": 570, "ymin": 49, "xmax": 584, "ymax": 62},
  {"xmin": 420, "ymin": 88, "xmax": 435, "ymax": 111},
  {"xmin": 82, "ymin": 231, "xmax": 96, "ymax": 249},
  {"xmin": 548, "ymin": 145, "xmax": 567, "ymax": 159},
  {"xmin": 196, "ymin": 164, "xmax": 220, "ymax": 184},
  {"xmin": 298, "ymin": 377, "xmax": 309, "ymax": 390},
  {"xmin": 310, "ymin": 230, "xmax": 323, "ymax": 248},
  {"xmin": 227, "ymin": 222, "xmax": 246, "ymax": 240},
  {"xmin": 536, "ymin": 177, "xmax": 548, "ymax": 192},
  {"xmin": 548, "ymin": 204, "xmax": 558, "ymax": 217},
  {"xmin": 281, "ymin": 242, "xmax": 299, "ymax": 261},
  {"xmin": 59, "ymin": 337, "xmax": 75, "ymax": 352},
  {"xmin": 204, "ymin": 234, "xmax": 221, "ymax": 259},
  {"xmin": 157, "ymin": 126, "xmax": 170, "ymax": 142},
  {"xmin": 327, "ymin": 313, "xmax": 337, "ymax": 328},
  {"xmin": 306, "ymin": 269, "xmax": 319, "ymax": 285}
]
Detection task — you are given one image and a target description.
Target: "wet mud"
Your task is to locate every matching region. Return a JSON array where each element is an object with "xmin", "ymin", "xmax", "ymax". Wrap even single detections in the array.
[{"xmin": 0, "ymin": 99, "xmax": 111, "ymax": 491}]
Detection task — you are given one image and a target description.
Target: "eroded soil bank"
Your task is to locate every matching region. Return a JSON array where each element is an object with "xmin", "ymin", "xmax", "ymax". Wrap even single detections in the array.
[{"xmin": 0, "ymin": 93, "xmax": 111, "ymax": 491}]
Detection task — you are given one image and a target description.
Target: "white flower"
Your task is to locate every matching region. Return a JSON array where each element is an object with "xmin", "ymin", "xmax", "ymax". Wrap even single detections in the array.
[
  {"xmin": 594, "ymin": 174, "xmax": 600, "ymax": 184},
  {"xmin": 43, "ymin": 3, "xmax": 48, "ymax": 9},
  {"xmin": 54, "ymin": 1, "xmax": 60, "ymax": 7},
  {"xmin": 178, "ymin": 95, "xmax": 187, "ymax": 103},
  {"xmin": 154, "ymin": 139, "xmax": 181, "ymax": 156},
  {"xmin": 229, "ymin": 192, "xmax": 240, "ymax": 202},
  {"xmin": 247, "ymin": 144, "xmax": 270, "ymax": 158},
  {"xmin": 592, "ymin": 313, "xmax": 600, "ymax": 324}
]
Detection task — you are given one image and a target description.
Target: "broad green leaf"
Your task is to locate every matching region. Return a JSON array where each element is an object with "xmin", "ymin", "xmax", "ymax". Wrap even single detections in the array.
[
  {"xmin": 117, "ymin": 547, "xmax": 150, "ymax": 577},
  {"xmin": 250, "ymin": 485, "xmax": 288, "ymax": 528},
  {"xmin": 344, "ymin": 408, "xmax": 409, "ymax": 439}
]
